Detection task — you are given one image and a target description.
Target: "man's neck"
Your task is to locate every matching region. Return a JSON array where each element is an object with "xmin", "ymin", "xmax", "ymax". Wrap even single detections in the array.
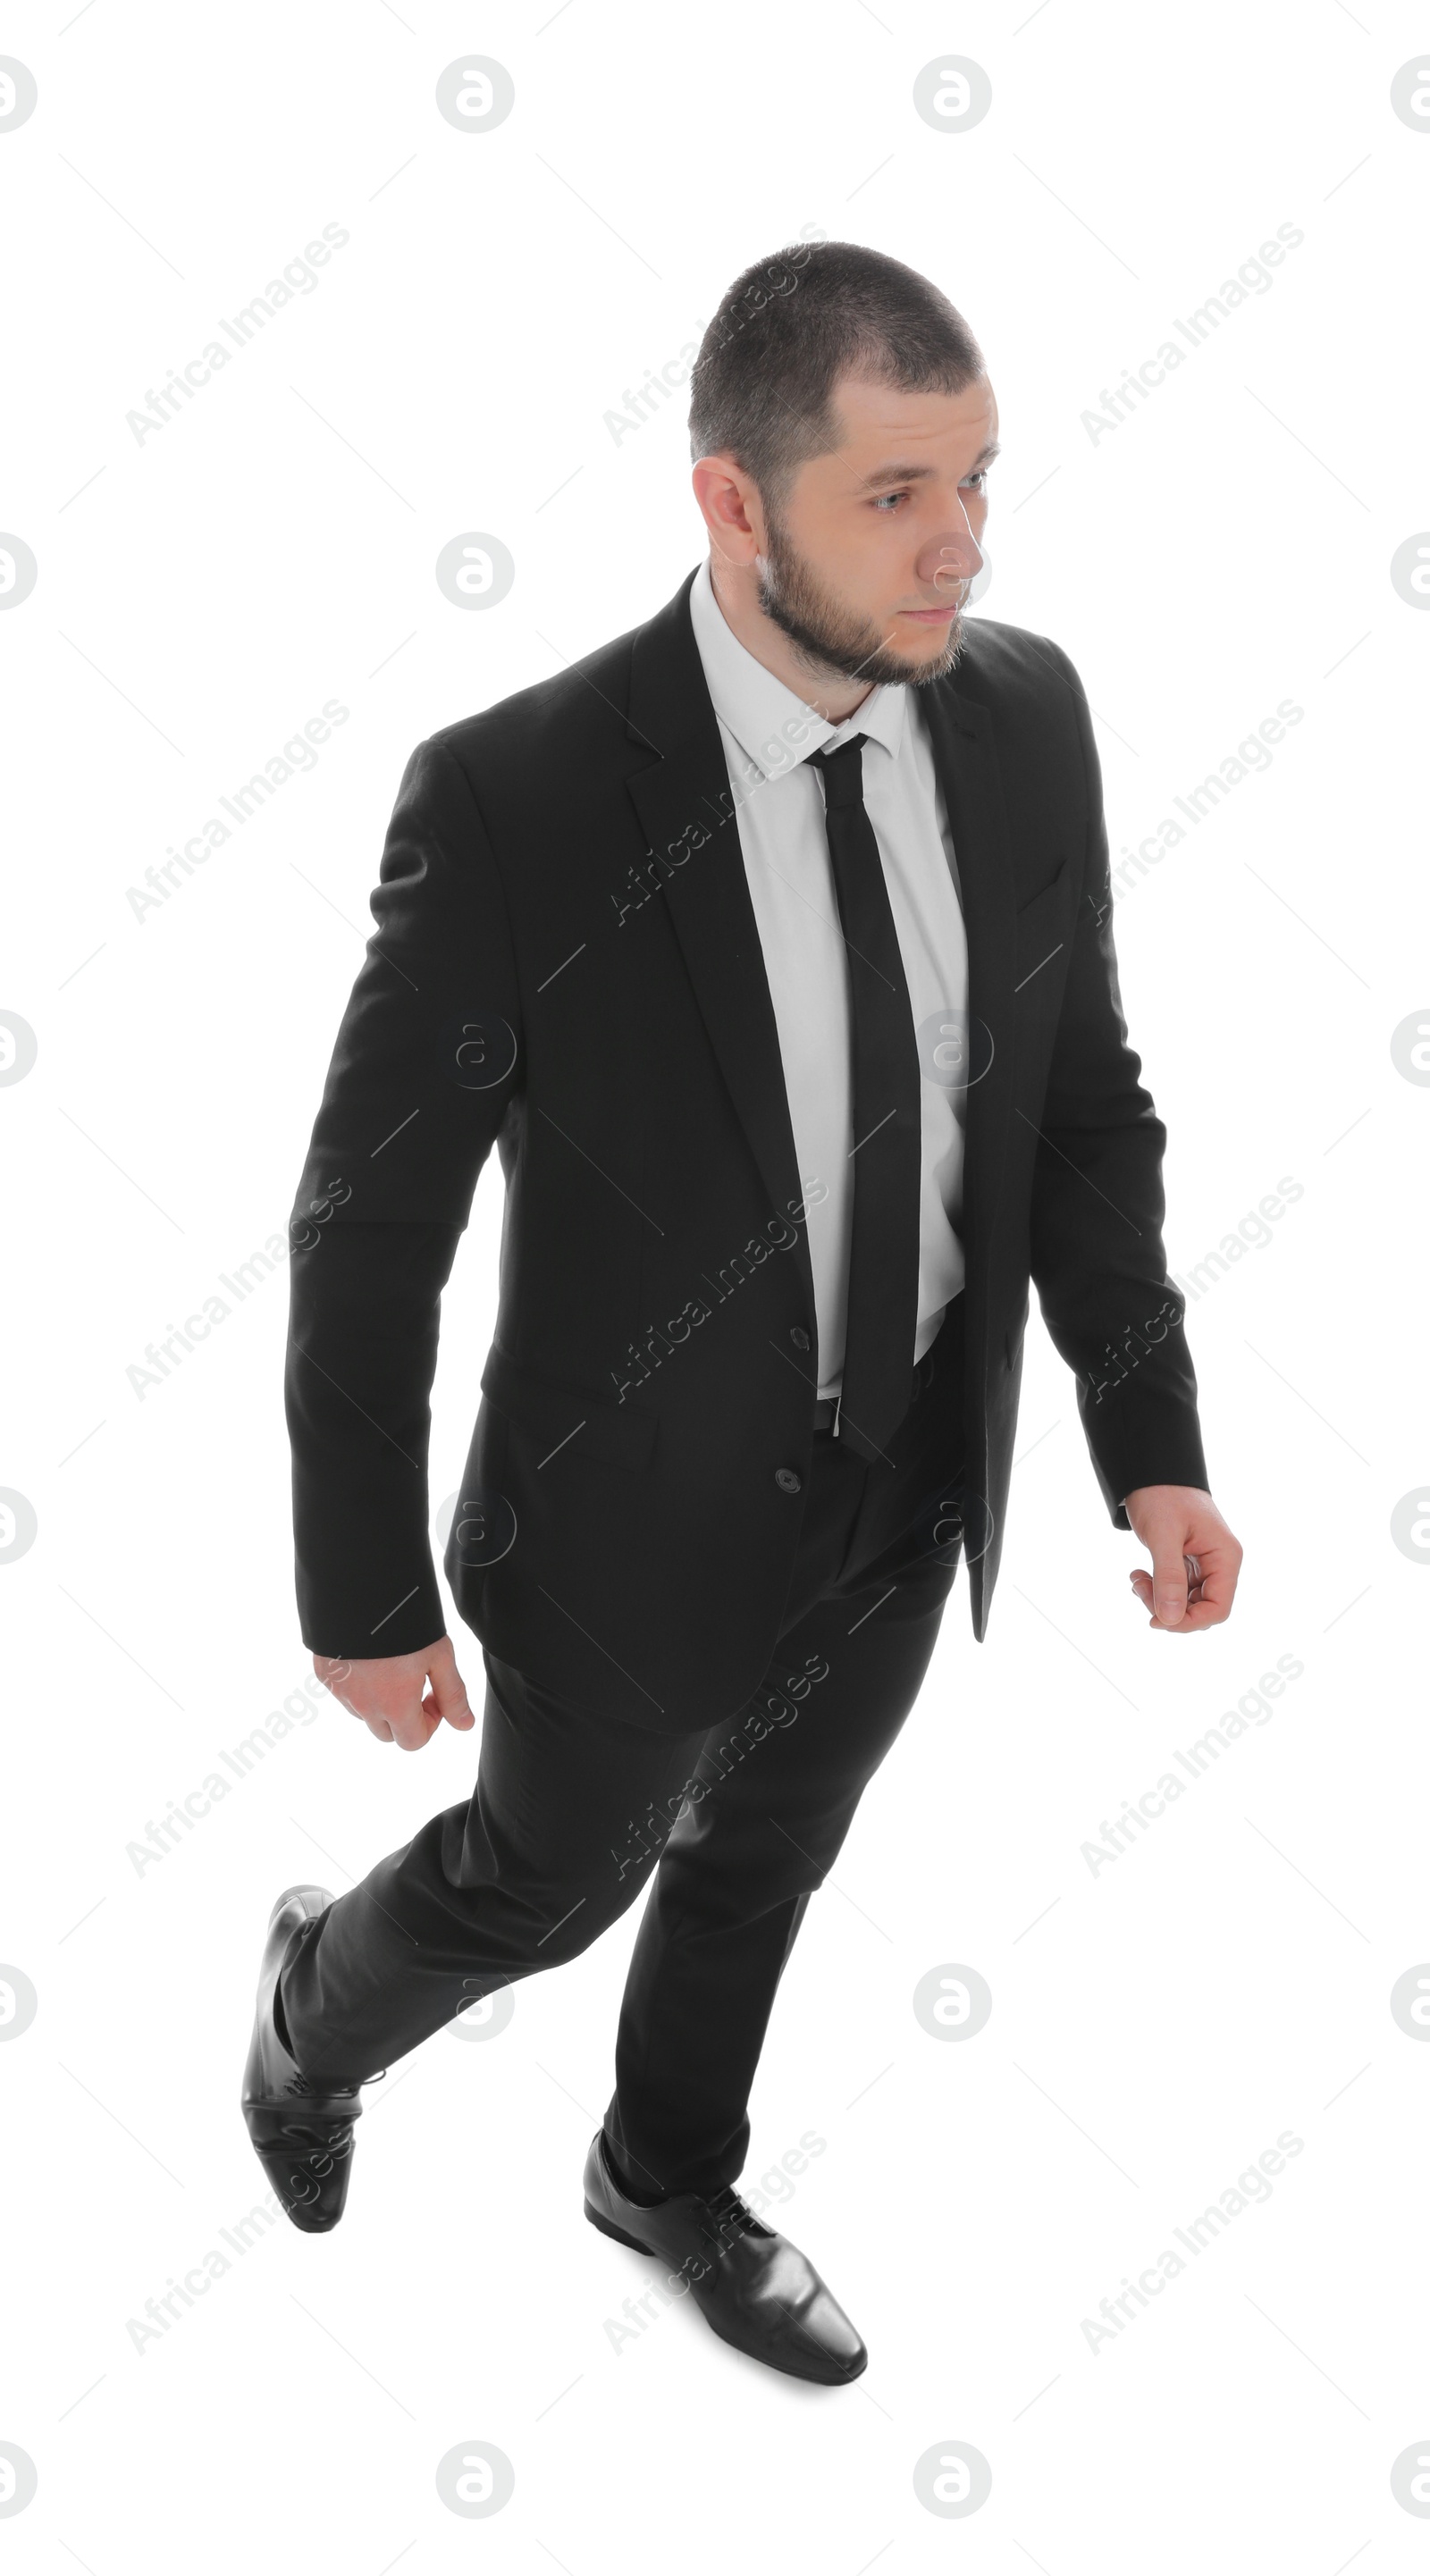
[{"xmin": 705, "ymin": 552, "xmax": 877, "ymax": 729}]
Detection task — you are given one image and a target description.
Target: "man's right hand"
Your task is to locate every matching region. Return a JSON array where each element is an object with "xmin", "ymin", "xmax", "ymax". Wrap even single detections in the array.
[{"xmin": 313, "ymin": 1636, "xmax": 476, "ymax": 1749}]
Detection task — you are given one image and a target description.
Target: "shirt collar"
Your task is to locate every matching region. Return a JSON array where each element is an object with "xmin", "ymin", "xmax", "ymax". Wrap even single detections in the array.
[{"xmin": 688, "ymin": 554, "xmax": 906, "ymax": 782}]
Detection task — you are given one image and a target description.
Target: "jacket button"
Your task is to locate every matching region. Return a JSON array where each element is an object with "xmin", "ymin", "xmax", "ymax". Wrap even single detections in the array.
[
  {"xmin": 775, "ymin": 1467, "xmax": 802, "ymax": 1495},
  {"xmin": 789, "ymin": 1326, "xmax": 811, "ymax": 1351}
]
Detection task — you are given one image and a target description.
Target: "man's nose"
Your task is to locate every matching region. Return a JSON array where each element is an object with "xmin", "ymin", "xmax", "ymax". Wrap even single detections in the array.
[{"xmin": 916, "ymin": 529, "xmax": 983, "ymax": 592}]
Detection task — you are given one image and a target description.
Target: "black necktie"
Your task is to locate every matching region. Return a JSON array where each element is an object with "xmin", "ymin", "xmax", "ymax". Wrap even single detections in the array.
[{"xmin": 808, "ymin": 734, "xmax": 921, "ymax": 1465}]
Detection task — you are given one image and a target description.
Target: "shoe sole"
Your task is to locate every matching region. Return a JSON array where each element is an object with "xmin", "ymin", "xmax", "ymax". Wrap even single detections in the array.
[{"xmin": 584, "ymin": 2198, "xmax": 654, "ymax": 2255}]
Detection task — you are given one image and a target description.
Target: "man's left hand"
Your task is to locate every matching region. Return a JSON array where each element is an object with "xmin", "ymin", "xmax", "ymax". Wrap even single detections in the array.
[{"xmin": 1123, "ymin": 1485, "xmax": 1241, "ymax": 1632}]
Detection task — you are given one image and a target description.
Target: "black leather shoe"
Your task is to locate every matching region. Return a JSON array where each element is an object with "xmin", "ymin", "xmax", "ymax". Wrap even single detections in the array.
[
  {"xmin": 582, "ymin": 2130, "xmax": 867, "ymax": 2385},
  {"xmin": 240, "ymin": 1884, "xmax": 369, "ymax": 2234}
]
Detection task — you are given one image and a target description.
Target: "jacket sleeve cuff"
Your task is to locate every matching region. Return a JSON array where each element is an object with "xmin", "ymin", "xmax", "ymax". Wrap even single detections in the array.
[
  {"xmin": 1079, "ymin": 1383, "xmax": 1211, "ymax": 1529},
  {"xmin": 296, "ymin": 1561, "xmax": 449, "ymax": 1664}
]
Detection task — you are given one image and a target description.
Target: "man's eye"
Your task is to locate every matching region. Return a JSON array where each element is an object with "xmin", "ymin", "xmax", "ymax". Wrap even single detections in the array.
[
  {"xmin": 872, "ymin": 491, "xmax": 907, "ymax": 512},
  {"xmin": 962, "ymin": 469, "xmax": 988, "ymax": 492}
]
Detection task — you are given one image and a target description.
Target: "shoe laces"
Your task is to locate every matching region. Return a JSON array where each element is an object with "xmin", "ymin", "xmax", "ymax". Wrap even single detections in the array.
[{"xmin": 702, "ymin": 2184, "xmax": 762, "ymax": 2245}]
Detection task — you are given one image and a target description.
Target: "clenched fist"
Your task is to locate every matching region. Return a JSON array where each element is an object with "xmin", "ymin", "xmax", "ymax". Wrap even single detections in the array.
[
  {"xmin": 1123, "ymin": 1485, "xmax": 1242, "ymax": 1632},
  {"xmin": 314, "ymin": 1634, "xmax": 476, "ymax": 1749}
]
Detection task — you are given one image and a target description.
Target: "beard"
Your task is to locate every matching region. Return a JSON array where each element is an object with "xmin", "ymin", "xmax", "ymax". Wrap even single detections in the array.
[{"xmin": 754, "ymin": 508, "xmax": 970, "ymax": 690}]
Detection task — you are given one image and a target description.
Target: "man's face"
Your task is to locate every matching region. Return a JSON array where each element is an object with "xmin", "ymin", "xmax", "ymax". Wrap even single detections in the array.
[{"xmin": 754, "ymin": 372, "xmax": 998, "ymax": 688}]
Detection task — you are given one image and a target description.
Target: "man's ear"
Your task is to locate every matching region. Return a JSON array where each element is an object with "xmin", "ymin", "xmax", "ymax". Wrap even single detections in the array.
[{"xmin": 692, "ymin": 454, "xmax": 761, "ymax": 554}]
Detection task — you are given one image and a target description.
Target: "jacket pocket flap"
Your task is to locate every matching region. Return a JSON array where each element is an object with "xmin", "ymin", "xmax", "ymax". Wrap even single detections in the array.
[{"xmin": 480, "ymin": 1345, "xmax": 658, "ymax": 1468}]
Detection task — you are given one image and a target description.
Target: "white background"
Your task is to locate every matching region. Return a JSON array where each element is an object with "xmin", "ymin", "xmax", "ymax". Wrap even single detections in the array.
[{"xmin": 3, "ymin": 2, "xmax": 1428, "ymax": 2567}]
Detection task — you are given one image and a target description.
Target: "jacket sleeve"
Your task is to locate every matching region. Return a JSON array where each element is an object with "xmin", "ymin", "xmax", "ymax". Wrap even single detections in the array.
[
  {"xmin": 1024, "ymin": 639, "xmax": 1210, "ymax": 1525},
  {"xmin": 283, "ymin": 736, "xmax": 522, "ymax": 1657}
]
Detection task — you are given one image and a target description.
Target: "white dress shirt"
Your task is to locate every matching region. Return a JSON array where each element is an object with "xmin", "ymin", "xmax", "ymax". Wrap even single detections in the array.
[{"xmin": 688, "ymin": 555, "xmax": 969, "ymax": 1405}]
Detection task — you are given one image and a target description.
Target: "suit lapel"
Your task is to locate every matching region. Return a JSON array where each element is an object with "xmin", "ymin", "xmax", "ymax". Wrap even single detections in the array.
[
  {"xmin": 622, "ymin": 570, "xmax": 1018, "ymax": 1343},
  {"xmin": 623, "ymin": 572, "xmax": 819, "ymax": 1315}
]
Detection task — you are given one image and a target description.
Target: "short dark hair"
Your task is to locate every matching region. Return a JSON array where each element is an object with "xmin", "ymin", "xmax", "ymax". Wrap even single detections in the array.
[{"xmin": 687, "ymin": 239, "xmax": 985, "ymax": 517}]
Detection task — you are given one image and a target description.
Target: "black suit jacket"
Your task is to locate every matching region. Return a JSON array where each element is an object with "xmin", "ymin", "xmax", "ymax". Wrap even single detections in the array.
[{"xmin": 284, "ymin": 565, "xmax": 1207, "ymax": 1731}]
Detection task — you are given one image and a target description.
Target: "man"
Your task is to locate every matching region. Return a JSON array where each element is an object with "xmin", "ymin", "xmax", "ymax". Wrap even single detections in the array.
[{"xmin": 242, "ymin": 239, "xmax": 1241, "ymax": 2387}]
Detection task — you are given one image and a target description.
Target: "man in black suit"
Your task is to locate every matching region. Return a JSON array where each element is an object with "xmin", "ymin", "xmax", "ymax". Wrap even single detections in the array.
[{"xmin": 242, "ymin": 239, "xmax": 1241, "ymax": 2386}]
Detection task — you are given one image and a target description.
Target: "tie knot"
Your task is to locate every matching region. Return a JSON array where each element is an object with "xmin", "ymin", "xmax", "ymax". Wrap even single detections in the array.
[{"xmin": 809, "ymin": 732, "xmax": 868, "ymax": 808}]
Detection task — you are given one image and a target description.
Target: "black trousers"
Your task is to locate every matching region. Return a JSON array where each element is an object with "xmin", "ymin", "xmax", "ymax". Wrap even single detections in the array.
[{"xmin": 280, "ymin": 1308, "xmax": 965, "ymax": 2201}]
